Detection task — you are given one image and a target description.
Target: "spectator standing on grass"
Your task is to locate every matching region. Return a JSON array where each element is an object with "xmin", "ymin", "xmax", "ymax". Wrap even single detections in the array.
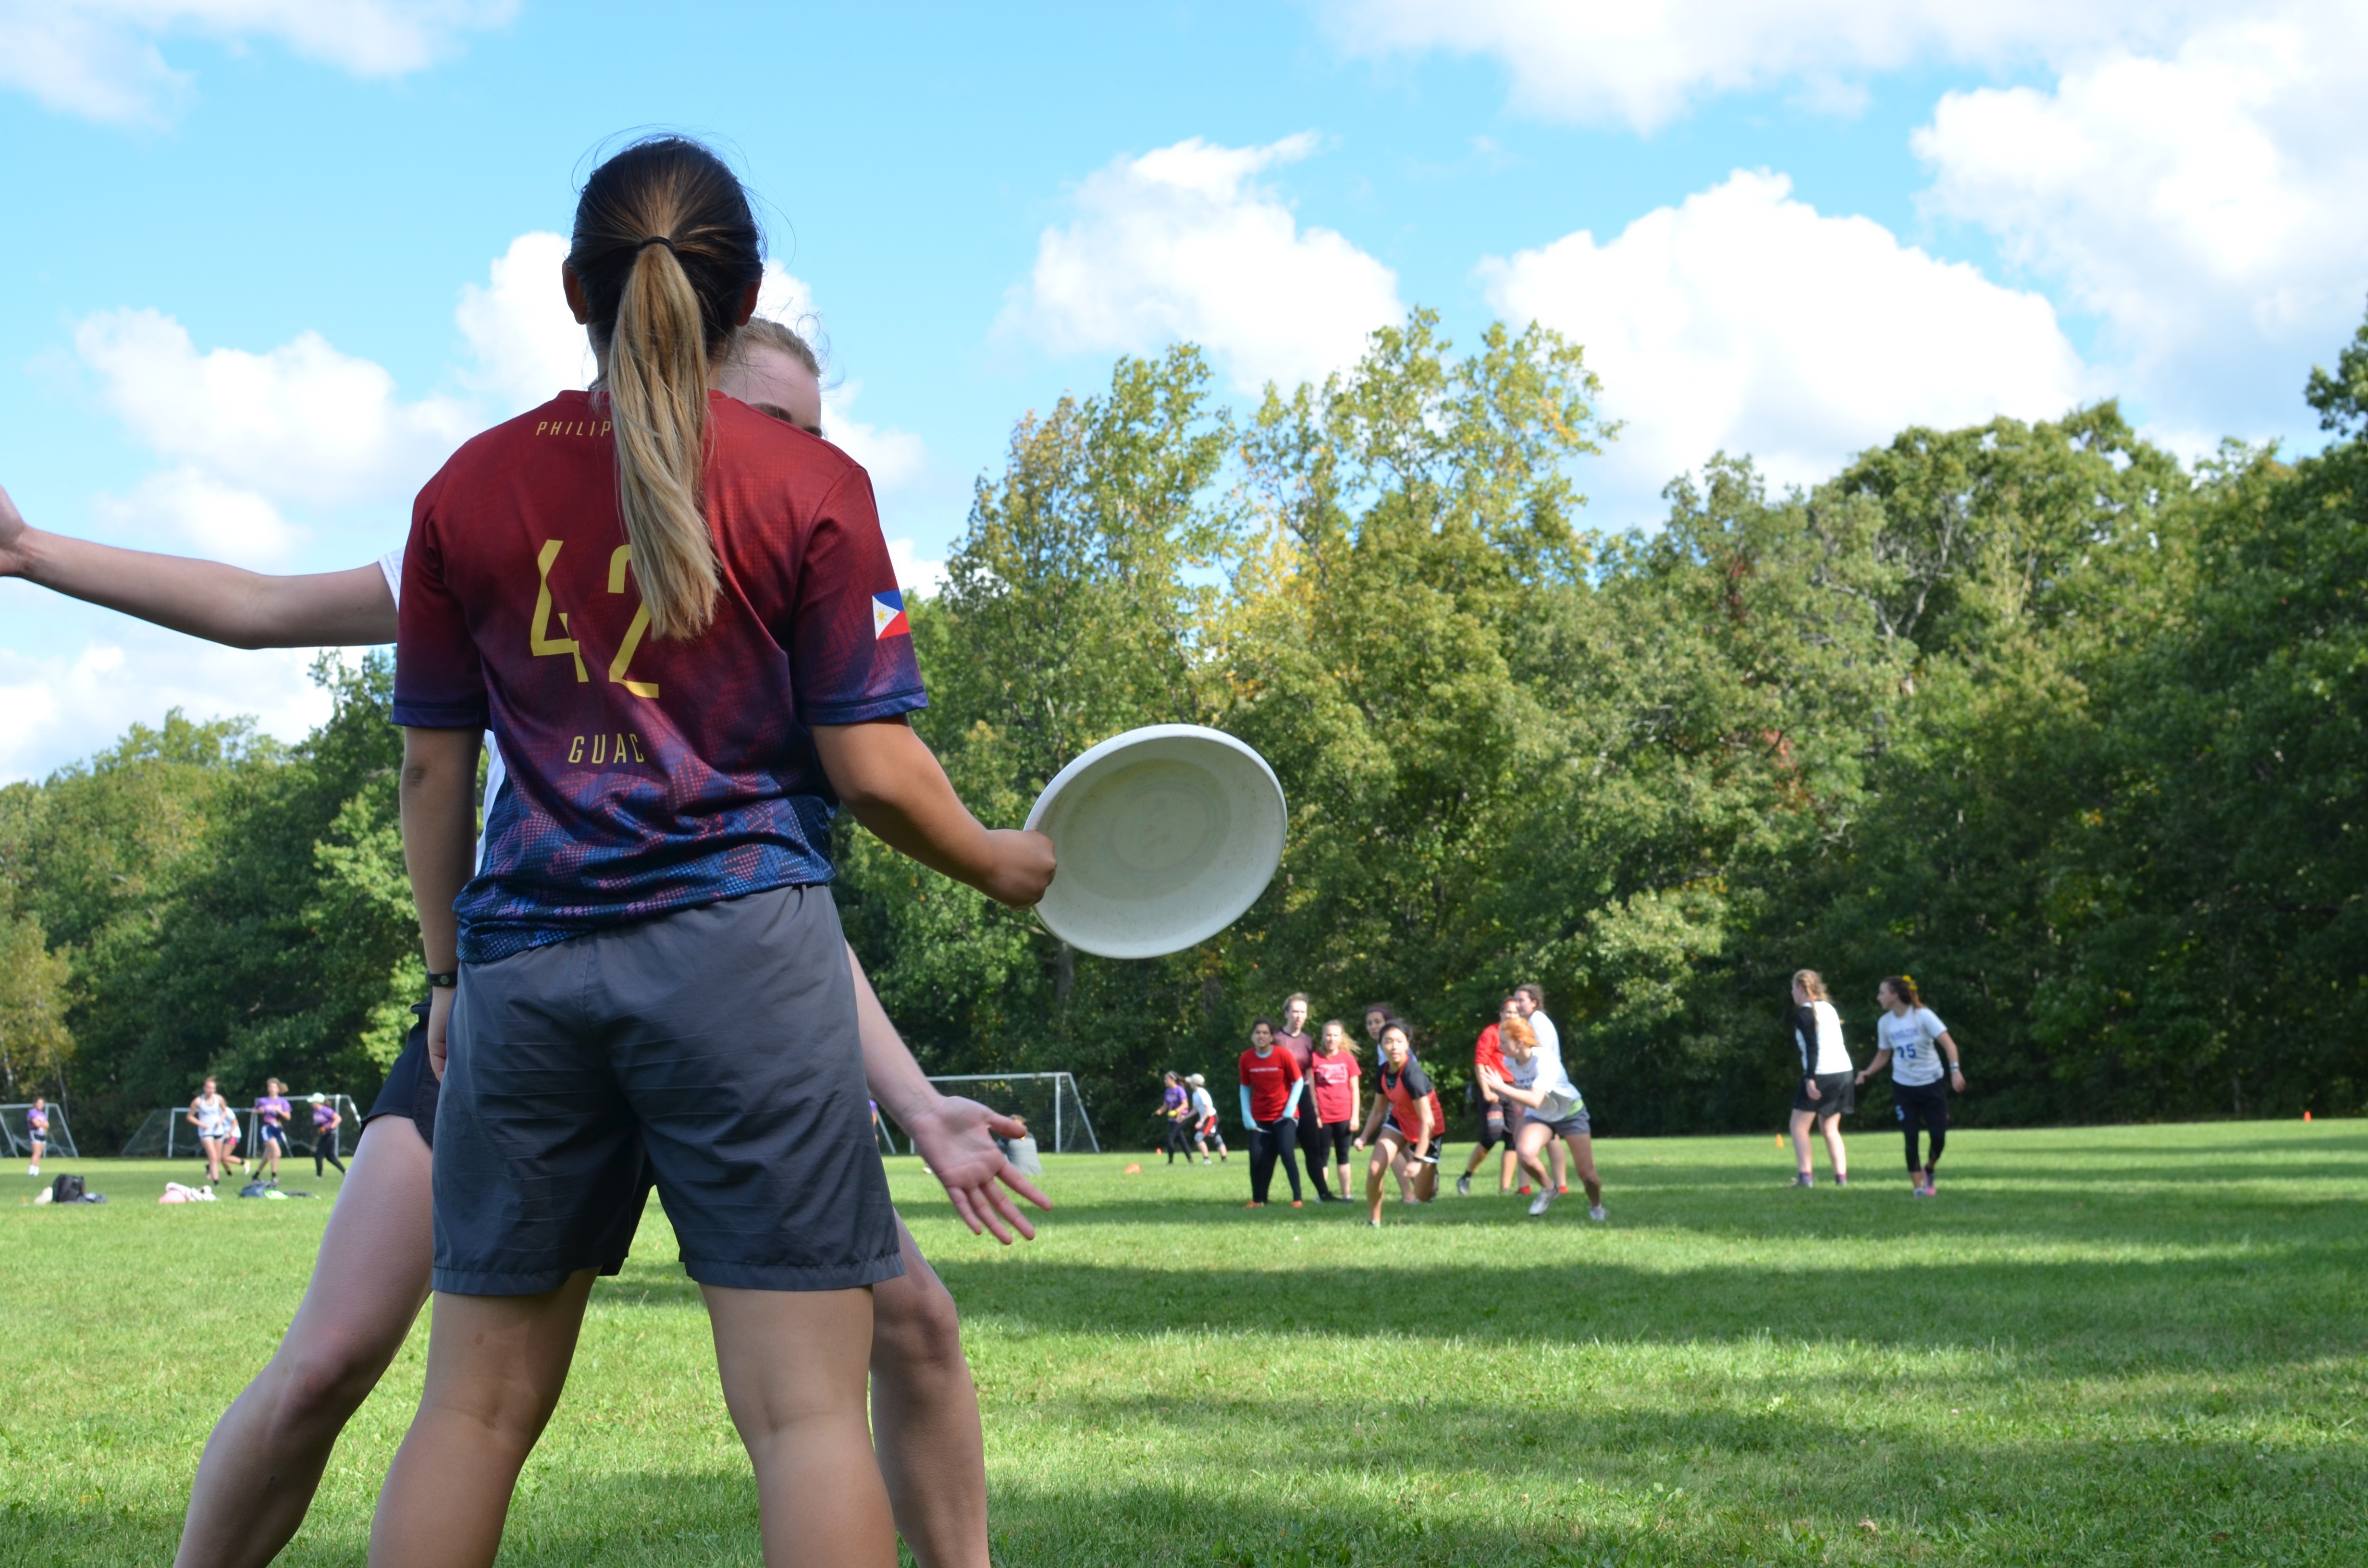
[
  {"xmin": 1456, "ymin": 998, "xmax": 1522, "ymax": 1198},
  {"xmin": 309, "ymin": 1094, "xmax": 346, "ymax": 1176},
  {"xmin": 188, "ymin": 1078, "xmax": 240, "ymax": 1187},
  {"xmin": 1306, "ymin": 1021, "xmax": 1361, "ymax": 1199},
  {"xmin": 1273, "ymin": 992, "xmax": 1332, "ymax": 1200},
  {"xmin": 25, "ymin": 1095, "xmax": 49, "ymax": 1177},
  {"xmin": 1856, "ymin": 975, "xmax": 1964, "ymax": 1198},
  {"xmin": 1353, "ymin": 1022, "xmax": 1442, "ymax": 1224},
  {"xmin": 1186, "ymin": 1074, "xmax": 1226, "ymax": 1163},
  {"xmin": 251, "ymin": 1079, "xmax": 293, "ymax": 1187},
  {"xmin": 1159, "ymin": 1072, "xmax": 1194, "ymax": 1164},
  {"xmin": 1512, "ymin": 984, "xmax": 1565, "ymax": 1194},
  {"xmin": 1481, "ymin": 1016, "xmax": 1605, "ymax": 1222},
  {"xmin": 1238, "ymin": 1019, "xmax": 1306, "ymax": 1208},
  {"xmin": 1787, "ymin": 970, "xmax": 1852, "ymax": 1188}
]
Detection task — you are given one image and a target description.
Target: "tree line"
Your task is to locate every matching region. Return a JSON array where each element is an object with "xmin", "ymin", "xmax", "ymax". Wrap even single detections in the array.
[{"xmin": 6, "ymin": 307, "xmax": 2363, "ymax": 1151}]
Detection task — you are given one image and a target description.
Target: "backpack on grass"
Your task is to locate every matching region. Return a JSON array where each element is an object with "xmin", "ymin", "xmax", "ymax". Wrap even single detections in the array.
[{"xmin": 49, "ymin": 1173, "xmax": 84, "ymax": 1203}]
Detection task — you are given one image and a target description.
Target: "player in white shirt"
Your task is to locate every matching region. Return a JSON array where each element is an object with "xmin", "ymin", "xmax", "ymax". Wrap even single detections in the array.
[
  {"xmin": 1511, "ymin": 983, "xmax": 1569, "ymax": 1194},
  {"xmin": 0, "ymin": 320, "xmax": 1039, "ymax": 1568},
  {"xmin": 1786, "ymin": 969, "xmax": 1853, "ymax": 1188},
  {"xmin": 1186, "ymin": 1074, "xmax": 1226, "ymax": 1163},
  {"xmin": 1480, "ymin": 1015, "xmax": 1606, "ymax": 1220},
  {"xmin": 1854, "ymin": 974, "xmax": 1965, "ymax": 1197}
]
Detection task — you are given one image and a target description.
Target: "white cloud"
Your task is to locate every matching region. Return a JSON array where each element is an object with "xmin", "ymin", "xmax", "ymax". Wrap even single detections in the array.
[
  {"xmin": 455, "ymin": 232, "xmax": 592, "ymax": 416},
  {"xmin": 886, "ymin": 538, "xmax": 947, "ymax": 598},
  {"xmin": 1004, "ymin": 133, "xmax": 1404, "ymax": 393},
  {"xmin": 0, "ymin": 0, "xmax": 515, "ymax": 124},
  {"xmin": 1482, "ymin": 170, "xmax": 2090, "ymax": 518},
  {"xmin": 90, "ymin": 467, "xmax": 302, "ymax": 567},
  {"xmin": 0, "ymin": 609, "xmax": 337, "ymax": 784},
  {"xmin": 1914, "ymin": 3, "xmax": 2368, "ymax": 435},
  {"xmin": 1316, "ymin": 0, "xmax": 2216, "ymax": 133},
  {"xmin": 74, "ymin": 308, "xmax": 473, "ymax": 508}
]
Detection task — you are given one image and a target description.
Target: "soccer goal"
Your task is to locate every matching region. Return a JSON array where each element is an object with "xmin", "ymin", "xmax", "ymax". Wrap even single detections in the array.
[
  {"xmin": 0, "ymin": 1102, "xmax": 77, "ymax": 1159},
  {"xmin": 120, "ymin": 1107, "xmax": 230, "ymax": 1160},
  {"xmin": 901, "ymin": 1071, "xmax": 1100, "ymax": 1155}
]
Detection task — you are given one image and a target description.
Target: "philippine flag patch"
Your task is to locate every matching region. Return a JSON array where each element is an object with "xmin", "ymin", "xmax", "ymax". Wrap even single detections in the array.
[{"xmin": 871, "ymin": 589, "xmax": 911, "ymax": 639}]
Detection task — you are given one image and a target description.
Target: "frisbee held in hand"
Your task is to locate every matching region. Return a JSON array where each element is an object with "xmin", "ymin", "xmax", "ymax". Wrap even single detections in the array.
[{"xmin": 1024, "ymin": 724, "xmax": 1285, "ymax": 959}]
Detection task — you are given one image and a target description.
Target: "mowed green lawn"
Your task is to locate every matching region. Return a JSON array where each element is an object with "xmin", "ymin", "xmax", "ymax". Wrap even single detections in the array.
[{"xmin": 3, "ymin": 1119, "xmax": 2363, "ymax": 1567}]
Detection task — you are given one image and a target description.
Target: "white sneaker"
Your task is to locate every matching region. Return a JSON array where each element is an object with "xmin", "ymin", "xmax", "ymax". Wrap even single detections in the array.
[
  {"xmin": 1528, "ymin": 1189, "xmax": 1557, "ymax": 1216},
  {"xmin": 1588, "ymin": 1204, "xmax": 1608, "ymax": 1222},
  {"xmin": 26, "ymin": 1164, "xmax": 37, "ymax": 1176},
  {"xmin": 1455, "ymin": 1173, "xmax": 1472, "ymax": 1197}
]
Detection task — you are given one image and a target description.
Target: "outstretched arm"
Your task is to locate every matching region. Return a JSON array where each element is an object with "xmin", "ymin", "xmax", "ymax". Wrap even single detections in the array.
[
  {"xmin": 848, "ymin": 944, "xmax": 1048, "ymax": 1243},
  {"xmin": 0, "ymin": 482, "xmax": 396, "ymax": 648},
  {"xmin": 811, "ymin": 717, "xmax": 1055, "ymax": 908}
]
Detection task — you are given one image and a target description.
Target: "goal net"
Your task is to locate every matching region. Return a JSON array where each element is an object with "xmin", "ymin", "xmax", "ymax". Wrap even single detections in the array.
[
  {"xmin": 117, "ymin": 1097, "xmax": 363, "ymax": 1162},
  {"xmin": 891, "ymin": 1072, "xmax": 1099, "ymax": 1155},
  {"xmin": 0, "ymin": 1102, "xmax": 76, "ymax": 1159}
]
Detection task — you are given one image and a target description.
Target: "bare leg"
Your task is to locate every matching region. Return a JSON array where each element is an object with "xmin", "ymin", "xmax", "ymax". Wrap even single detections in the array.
[
  {"xmin": 367, "ymin": 1273, "xmax": 597, "ymax": 1568},
  {"xmin": 176, "ymin": 1118, "xmax": 433, "ymax": 1568},
  {"xmin": 1513, "ymin": 1121, "xmax": 1554, "ymax": 1190},
  {"xmin": 1789, "ymin": 1108, "xmax": 1817, "ymax": 1177},
  {"xmin": 1563, "ymin": 1134, "xmax": 1604, "ymax": 1208},
  {"xmin": 871, "ymin": 1217, "xmax": 987, "ymax": 1568},
  {"xmin": 1365, "ymin": 1142, "xmax": 1391, "ymax": 1224},
  {"xmin": 1550, "ymin": 1138, "xmax": 1568, "ymax": 1191},
  {"xmin": 1499, "ymin": 1146, "xmax": 1518, "ymax": 1192},
  {"xmin": 1818, "ymin": 1114, "xmax": 1848, "ymax": 1181},
  {"xmin": 707, "ymin": 1284, "xmax": 897, "ymax": 1568}
]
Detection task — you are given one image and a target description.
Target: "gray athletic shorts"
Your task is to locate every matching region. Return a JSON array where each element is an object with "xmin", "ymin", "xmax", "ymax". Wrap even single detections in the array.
[
  {"xmin": 432, "ymin": 884, "xmax": 905, "ymax": 1297},
  {"xmin": 1523, "ymin": 1105, "xmax": 1592, "ymax": 1139}
]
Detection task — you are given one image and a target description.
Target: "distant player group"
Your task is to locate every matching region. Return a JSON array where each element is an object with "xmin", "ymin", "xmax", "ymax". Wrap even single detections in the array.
[
  {"xmin": 1159, "ymin": 968, "xmax": 1969, "ymax": 1221},
  {"xmin": 1157, "ymin": 984, "xmax": 1607, "ymax": 1224}
]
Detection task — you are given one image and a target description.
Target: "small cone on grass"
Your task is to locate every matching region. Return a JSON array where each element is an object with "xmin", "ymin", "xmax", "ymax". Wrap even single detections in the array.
[{"xmin": 1122, "ymin": 1162, "xmax": 1142, "ymax": 1174}]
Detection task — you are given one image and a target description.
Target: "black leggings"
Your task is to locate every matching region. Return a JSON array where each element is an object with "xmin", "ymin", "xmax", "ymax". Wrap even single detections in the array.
[
  {"xmin": 314, "ymin": 1128, "xmax": 345, "ymax": 1175},
  {"xmin": 1164, "ymin": 1116, "xmax": 1194, "ymax": 1162},
  {"xmin": 1894, "ymin": 1081, "xmax": 1949, "ymax": 1172},
  {"xmin": 1295, "ymin": 1099, "xmax": 1334, "ymax": 1199},
  {"xmin": 1249, "ymin": 1117, "xmax": 1304, "ymax": 1203}
]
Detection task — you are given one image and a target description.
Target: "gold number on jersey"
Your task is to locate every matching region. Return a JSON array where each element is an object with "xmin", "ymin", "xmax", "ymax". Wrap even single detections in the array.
[
  {"xmin": 606, "ymin": 546, "xmax": 660, "ymax": 699},
  {"xmin": 530, "ymin": 540, "xmax": 589, "ymax": 683}
]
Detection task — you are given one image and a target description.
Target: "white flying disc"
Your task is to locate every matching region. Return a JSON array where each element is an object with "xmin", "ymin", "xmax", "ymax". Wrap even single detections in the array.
[{"xmin": 1024, "ymin": 724, "xmax": 1286, "ymax": 960}]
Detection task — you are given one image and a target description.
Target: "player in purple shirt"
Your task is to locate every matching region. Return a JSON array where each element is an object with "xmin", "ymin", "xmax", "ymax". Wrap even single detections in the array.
[
  {"xmin": 309, "ymin": 1095, "xmax": 345, "ymax": 1176},
  {"xmin": 251, "ymin": 1080, "xmax": 292, "ymax": 1186},
  {"xmin": 25, "ymin": 1095, "xmax": 48, "ymax": 1177}
]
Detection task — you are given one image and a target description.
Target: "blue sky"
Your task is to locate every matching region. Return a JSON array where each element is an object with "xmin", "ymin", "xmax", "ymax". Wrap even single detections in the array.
[{"xmin": 4, "ymin": 0, "xmax": 2365, "ymax": 779}]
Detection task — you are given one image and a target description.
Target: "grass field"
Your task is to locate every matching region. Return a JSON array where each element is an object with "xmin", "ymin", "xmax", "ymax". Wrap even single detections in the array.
[{"xmin": 3, "ymin": 1119, "xmax": 2363, "ymax": 1567}]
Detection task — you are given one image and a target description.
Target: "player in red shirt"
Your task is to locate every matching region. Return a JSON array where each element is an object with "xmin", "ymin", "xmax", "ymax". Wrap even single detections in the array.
[
  {"xmin": 1352, "ymin": 1022, "xmax": 1443, "ymax": 1224},
  {"xmin": 1455, "ymin": 997, "xmax": 1522, "ymax": 1197},
  {"xmin": 1304, "ymin": 1020, "xmax": 1363, "ymax": 1199},
  {"xmin": 376, "ymin": 138, "xmax": 1054, "ymax": 1568},
  {"xmin": 1236, "ymin": 1019, "xmax": 1306, "ymax": 1207},
  {"xmin": 1271, "ymin": 991, "xmax": 1332, "ymax": 1200}
]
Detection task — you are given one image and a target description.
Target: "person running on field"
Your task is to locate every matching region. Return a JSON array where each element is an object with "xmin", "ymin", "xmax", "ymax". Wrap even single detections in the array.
[
  {"xmin": 1272, "ymin": 992, "xmax": 1332, "ymax": 1200},
  {"xmin": 1787, "ymin": 969, "xmax": 1851, "ymax": 1188},
  {"xmin": 251, "ymin": 1079, "xmax": 292, "ymax": 1186},
  {"xmin": 25, "ymin": 1096, "xmax": 49, "ymax": 1177},
  {"xmin": 1305, "ymin": 1021, "xmax": 1361, "ymax": 1198},
  {"xmin": 188, "ymin": 1078, "xmax": 240, "ymax": 1187},
  {"xmin": 1456, "ymin": 998, "xmax": 1522, "ymax": 1197},
  {"xmin": 1159, "ymin": 1072, "xmax": 1193, "ymax": 1164},
  {"xmin": 2, "ymin": 315, "xmax": 1043, "ymax": 1568},
  {"xmin": 1352, "ymin": 1022, "xmax": 1441, "ymax": 1223},
  {"xmin": 1856, "ymin": 975, "xmax": 1964, "ymax": 1197},
  {"xmin": 1481, "ymin": 1015, "xmax": 1606, "ymax": 1220},
  {"xmin": 1186, "ymin": 1074, "xmax": 1227, "ymax": 1163},
  {"xmin": 1238, "ymin": 1019, "xmax": 1306, "ymax": 1208},
  {"xmin": 376, "ymin": 137, "xmax": 1057, "ymax": 1568},
  {"xmin": 308, "ymin": 1095, "xmax": 346, "ymax": 1176},
  {"xmin": 1511, "ymin": 983, "xmax": 1566, "ymax": 1194}
]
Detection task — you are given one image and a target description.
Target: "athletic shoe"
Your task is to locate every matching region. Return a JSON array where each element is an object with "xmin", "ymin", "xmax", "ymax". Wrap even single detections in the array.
[
  {"xmin": 1528, "ymin": 1189, "xmax": 1557, "ymax": 1217},
  {"xmin": 1291, "ymin": 1199, "xmax": 1304, "ymax": 1208},
  {"xmin": 1518, "ymin": 1185, "xmax": 1534, "ymax": 1196},
  {"xmin": 1366, "ymin": 1219, "xmax": 1381, "ymax": 1227},
  {"xmin": 1791, "ymin": 1174, "xmax": 1814, "ymax": 1188},
  {"xmin": 1455, "ymin": 1173, "xmax": 1472, "ymax": 1197},
  {"xmin": 1558, "ymin": 1184, "xmax": 1569, "ymax": 1195},
  {"xmin": 1588, "ymin": 1204, "xmax": 1608, "ymax": 1222},
  {"xmin": 1911, "ymin": 1185, "xmax": 1932, "ymax": 1198},
  {"xmin": 1246, "ymin": 1200, "xmax": 1265, "ymax": 1208},
  {"xmin": 1834, "ymin": 1175, "xmax": 1849, "ymax": 1187}
]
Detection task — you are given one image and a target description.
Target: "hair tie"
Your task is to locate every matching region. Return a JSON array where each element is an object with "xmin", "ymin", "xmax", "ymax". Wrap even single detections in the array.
[{"xmin": 636, "ymin": 234, "xmax": 678, "ymax": 254}]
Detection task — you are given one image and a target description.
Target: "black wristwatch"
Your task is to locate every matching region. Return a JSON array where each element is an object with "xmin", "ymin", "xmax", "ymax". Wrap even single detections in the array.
[{"xmin": 425, "ymin": 969, "xmax": 458, "ymax": 990}]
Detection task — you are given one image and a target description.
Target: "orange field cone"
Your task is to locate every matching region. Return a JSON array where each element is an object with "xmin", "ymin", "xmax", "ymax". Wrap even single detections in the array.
[
  {"xmin": 1775, "ymin": 1134, "xmax": 1784, "ymax": 1148},
  {"xmin": 1122, "ymin": 1162, "xmax": 1142, "ymax": 1174},
  {"xmin": 2304, "ymin": 1111, "xmax": 2313, "ymax": 1122}
]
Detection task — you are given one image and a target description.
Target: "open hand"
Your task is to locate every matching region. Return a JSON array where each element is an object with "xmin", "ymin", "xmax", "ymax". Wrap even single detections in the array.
[{"xmin": 900, "ymin": 1093, "xmax": 1053, "ymax": 1243}]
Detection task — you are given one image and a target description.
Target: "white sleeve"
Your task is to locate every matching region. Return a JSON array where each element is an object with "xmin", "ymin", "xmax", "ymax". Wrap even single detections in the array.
[
  {"xmin": 377, "ymin": 547, "xmax": 405, "ymax": 610},
  {"xmin": 1919, "ymin": 1007, "xmax": 1949, "ymax": 1043}
]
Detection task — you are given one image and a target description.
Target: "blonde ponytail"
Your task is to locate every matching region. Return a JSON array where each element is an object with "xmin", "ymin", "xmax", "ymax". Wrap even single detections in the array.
[
  {"xmin": 608, "ymin": 241, "xmax": 720, "ymax": 639},
  {"xmin": 566, "ymin": 136, "xmax": 765, "ymax": 641}
]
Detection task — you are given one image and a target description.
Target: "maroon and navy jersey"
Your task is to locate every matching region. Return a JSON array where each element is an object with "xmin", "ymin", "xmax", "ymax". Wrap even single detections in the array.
[{"xmin": 393, "ymin": 390, "xmax": 926, "ymax": 962}]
